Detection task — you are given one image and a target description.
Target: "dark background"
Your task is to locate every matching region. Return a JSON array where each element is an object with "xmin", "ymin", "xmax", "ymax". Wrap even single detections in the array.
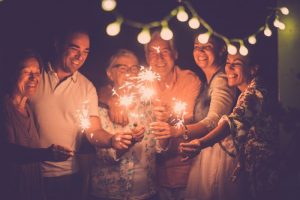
[{"xmin": 0, "ymin": 0, "xmax": 277, "ymax": 95}]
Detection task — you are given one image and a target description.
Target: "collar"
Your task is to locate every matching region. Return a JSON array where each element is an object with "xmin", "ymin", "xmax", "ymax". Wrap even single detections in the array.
[{"xmin": 47, "ymin": 62, "xmax": 78, "ymax": 83}]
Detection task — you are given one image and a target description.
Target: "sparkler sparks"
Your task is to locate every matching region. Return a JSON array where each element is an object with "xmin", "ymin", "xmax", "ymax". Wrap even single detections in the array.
[
  {"xmin": 152, "ymin": 46, "xmax": 161, "ymax": 53},
  {"xmin": 171, "ymin": 98, "xmax": 187, "ymax": 129},
  {"xmin": 76, "ymin": 100, "xmax": 91, "ymax": 132}
]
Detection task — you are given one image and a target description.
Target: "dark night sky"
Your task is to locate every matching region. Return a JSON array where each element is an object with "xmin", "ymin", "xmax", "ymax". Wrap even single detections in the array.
[{"xmin": 0, "ymin": 0, "xmax": 277, "ymax": 94}]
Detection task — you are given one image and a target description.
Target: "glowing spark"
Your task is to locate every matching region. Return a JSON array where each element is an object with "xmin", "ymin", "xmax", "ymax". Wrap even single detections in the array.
[
  {"xmin": 152, "ymin": 46, "xmax": 160, "ymax": 53},
  {"xmin": 119, "ymin": 94, "xmax": 134, "ymax": 108},
  {"xmin": 76, "ymin": 100, "xmax": 91, "ymax": 132},
  {"xmin": 172, "ymin": 98, "xmax": 187, "ymax": 129},
  {"xmin": 139, "ymin": 86, "xmax": 156, "ymax": 102}
]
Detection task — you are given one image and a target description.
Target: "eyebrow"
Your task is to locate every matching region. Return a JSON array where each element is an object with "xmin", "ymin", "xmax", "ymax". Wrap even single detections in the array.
[{"xmin": 68, "ymin": 44, "xmax": 90, "ymax": 51}]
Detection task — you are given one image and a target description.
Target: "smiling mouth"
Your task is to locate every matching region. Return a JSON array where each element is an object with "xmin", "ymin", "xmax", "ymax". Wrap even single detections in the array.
[{"xmin": 227, "ymin": 74, "xmax": 237, "ymax": 79}]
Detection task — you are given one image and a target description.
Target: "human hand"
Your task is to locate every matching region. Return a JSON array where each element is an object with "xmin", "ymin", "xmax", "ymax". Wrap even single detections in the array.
[
  {"xmin": 150, "ymin": 121, "xmax": 176, "ymax": 140},
  {"xmin": 108, "ymin": 95, "xmax": 129, "ymax": 126},
  {"xmin": 111, "ymin": 132, "xmax": 133, "ymax": 150},
  {"xmin": 46, "ymin": 144, "xmax": 74, "ymax": 162},
  {"xmin": 179, "ymin": 139, "xmax": 202, "ymax": 161},
  {"xmin": 131, "ymin": 124, "xmax": 145, "ymax": 143},
  {"xmin": 152, "ymin": 99, "xmax": 171, "ymax": 122}
]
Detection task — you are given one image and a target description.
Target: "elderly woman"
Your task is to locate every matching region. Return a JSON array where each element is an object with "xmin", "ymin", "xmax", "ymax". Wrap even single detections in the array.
[
  {"xmin": 180, "ymin": 52, "xmax": 278, "ymax": 200},
  {"xmin": 0, "ymin": 49, "xmax": 73, "ymax": 200},
  {"xmin": 89, "ymin": 49, "xmax": 159, "ymax": 200}
]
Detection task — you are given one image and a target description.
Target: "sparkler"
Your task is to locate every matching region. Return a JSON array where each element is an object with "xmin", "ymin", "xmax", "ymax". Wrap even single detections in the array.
[
  {"xmin": 76, "ymin": 100, "xmax": 91, "ymax": 133},
  {"xmin": 171, "ymin": 98, "xmax": 187, "ymax": 129}
]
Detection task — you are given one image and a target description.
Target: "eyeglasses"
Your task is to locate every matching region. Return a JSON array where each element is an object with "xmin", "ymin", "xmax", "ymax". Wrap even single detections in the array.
[{"xmin": 112, "ymin": 64, "xmax": 140, "ymax": 73}]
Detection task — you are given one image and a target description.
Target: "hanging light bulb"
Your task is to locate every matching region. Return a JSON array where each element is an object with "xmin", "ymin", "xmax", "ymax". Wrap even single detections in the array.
[
  {"xmin": 188, "ymin": 17, "xmax": 200, "ymax": 29},
  {"xmin": 239, "ymin": 44, "xmax": 249, "ymax": 56},
  {"xmin": 137, "ymin": 27, "xmax": 151, "ymax": 44},
  {"xmin": 227, "ymin": 44, "xmax": 237, "ymax": 55},
  {"xmin": 263, "ymin": 25, "xmax": 272, "ymax": 37},
  {"xmin": 197, "ymin": 32, "xmax": 211, "ymax": 44},
  {"xmin": 280, "ymin": 7, "xmax": 289, "ymax": 15},
  {"xmin": 160, "ymin": 21, "xmax": 173, "ymax": 40},
  {"xmin": 101, "ymin": 0, "xmax": 117, "ymax": 11},
  {"xmin": 106, "ymin": 19, "xmax": 122, "ymax": 36},
  {"xmin": 176, "ymin": 6, "xmax": 189, "ymax": 22},
  {"xmin": 248, "ymin": 35, "xmax": 257, "ymax": 45},
  {"xmin": 273, "ymin": 18, "xmax": 286, "ymax": 30}
]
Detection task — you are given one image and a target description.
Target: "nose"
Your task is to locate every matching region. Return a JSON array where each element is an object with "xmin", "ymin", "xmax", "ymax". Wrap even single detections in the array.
[{"xmin": 75, "ymin": 51, "xmax": 84, "ymax": 61}]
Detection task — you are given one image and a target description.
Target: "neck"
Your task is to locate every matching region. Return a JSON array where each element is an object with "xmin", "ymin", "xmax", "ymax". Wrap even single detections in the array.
[
  {"xmin": 10, "ymin": 93, "xmax": 28, "ymax": 115},
  {"xmin": 161, "ymin": 69, "xmax": 175, "ymax": 86},
  {"xmin": 203, "ymin": 65, "xmax": 220, "ymax": 83},
  {"xmin": 238, "ymin": 82, "xmax": 249, "ymax": 92},
  {"xmin": 52, "ymin": 61, "xmax": 72, "ymax": 81}
]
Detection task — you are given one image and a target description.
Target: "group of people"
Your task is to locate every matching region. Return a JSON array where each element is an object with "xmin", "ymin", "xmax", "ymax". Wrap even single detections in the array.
[{"xmin": 0, "ymin": 27, "xmax": 278, "ymax": 200}]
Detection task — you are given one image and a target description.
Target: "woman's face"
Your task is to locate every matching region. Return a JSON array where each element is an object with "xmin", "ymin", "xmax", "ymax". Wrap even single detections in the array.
[
  {"xmin": 225, "ymin": 54, "xmax": 250, "ymax": 89},
  {"xmin": 16, "ymin": 57, "xmax": 41, "ymax": 98},
  {"xmin": 107, "ymin": 54, "xmax": 139, "ymax": 88},
  {"xmin": 193, "ymin": 39, "xmax": 216, "ymax": 70}
]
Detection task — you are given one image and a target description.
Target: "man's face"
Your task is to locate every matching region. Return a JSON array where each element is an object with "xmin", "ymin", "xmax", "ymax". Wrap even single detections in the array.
[
  {"xmin": 59, "ymin": 32, "xmax": 90, "ymax": 74},
  {"xmin": 145, "ymin": 36, "xmax": 177, "ymax": 78}
]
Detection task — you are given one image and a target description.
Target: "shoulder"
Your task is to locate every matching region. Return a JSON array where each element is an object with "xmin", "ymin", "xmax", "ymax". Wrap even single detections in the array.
[
  {"xmin": 176, "ymin": 66, "xmax": 201, "ymax": 87},
  {"xmin": 76, "ymin": 72, "xmax": 96, "ymax": 90},
  {"xmin": 211, "ymin": 71, "xmax": 228, "ymax": 86}
]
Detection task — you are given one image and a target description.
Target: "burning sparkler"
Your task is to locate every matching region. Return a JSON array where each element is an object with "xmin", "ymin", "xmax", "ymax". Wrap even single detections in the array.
[
  {"xmin": 76, "ymin": 100, "xmax": 91, "ymax": 133},
  {"xmin": 171, "ymin": 98, "xmax": 187, "ymax": 129}
]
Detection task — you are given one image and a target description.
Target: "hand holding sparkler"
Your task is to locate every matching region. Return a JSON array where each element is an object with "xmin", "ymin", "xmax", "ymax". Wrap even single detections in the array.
[
  {"xmin": 108, "ymin": 94, "xmax": 129, "ymax": 126},
  {"xmin": 150, "ymin": 121, "xmax": 176, "ymax": 140},
  {"xmin": 131, "ymin": 124, "xmax": 145, "ymax": 143},
  {"xmin": 111, "ymin": 132, "xmax": 133, "ymax": 150},
  {"xmin": 179, "ymin": 139, "xmax": 202, "ymax": 161},
  {"xmin": 152, "ymin": 98, "xmax": 171, "ymax": 122}
]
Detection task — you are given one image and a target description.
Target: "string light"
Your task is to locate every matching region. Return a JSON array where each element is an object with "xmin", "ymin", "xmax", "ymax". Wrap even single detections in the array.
[
  {"xmin": 227, "ymin": 43, "xmax": 237, "ymax": 55},
  {"xmin": 160, "ymin": 21, "xmax": 173, "ymax": 40},
  {"xmin": 188, "ymin": 17, "xmax": 200, "ymax": 29},
  {"xmin": 248, "ymin": 35, "xmax": 257, "ymax": 45},
  {"xmin": 280, "ymin": 7, "xmax": 289, "ymax": 15},
  {"xmin": 101, "ymin": 0, "xmax": 289, "ymax": 52},
  {"xmin": 137, "ymin": 27, "xmax": 151, "ymax": 44},
  {"xmin": 101, "ymin": 0, "xmax": 117, "ymax": 12},
  {"xmin": 197, "ymin": 32, "xmax": 211, "ymax": 44},
  {"xmin": 176, "ymin": 6, "xmax": 189, "ymax": 22},
  {"xmin": 239, "ymin": 41, "xmax": 249, "ymax": 56},
  {"xmin": 263, "ymin": 25, "xmax": 272, "ymax": 37}
]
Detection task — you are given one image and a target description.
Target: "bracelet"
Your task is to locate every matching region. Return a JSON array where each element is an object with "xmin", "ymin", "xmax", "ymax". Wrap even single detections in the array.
[{"xmin": 182, "ymin": 124, "xmax": 189, "ymax": 140}]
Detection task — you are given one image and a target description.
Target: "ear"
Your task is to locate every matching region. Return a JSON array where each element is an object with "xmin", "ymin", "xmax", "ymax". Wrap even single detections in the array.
[{"xmin": 106, "ymin": 69, "xmax": 113, "ymax": 81}]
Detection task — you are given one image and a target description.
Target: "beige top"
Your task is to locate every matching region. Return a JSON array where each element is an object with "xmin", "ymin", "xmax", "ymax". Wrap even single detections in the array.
[
  {"xmin": 30, "ymin": 64, "xmax": 98, "ymax": 177},
  {"xmin": 156, "ymin": 66, "xmax": 201, "ymax": 188}
]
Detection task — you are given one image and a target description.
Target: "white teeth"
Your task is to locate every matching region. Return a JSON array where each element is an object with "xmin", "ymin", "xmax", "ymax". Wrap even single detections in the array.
[{"xmin": 227, "ymin": 74, "xmax": 237, "ymax": 78}]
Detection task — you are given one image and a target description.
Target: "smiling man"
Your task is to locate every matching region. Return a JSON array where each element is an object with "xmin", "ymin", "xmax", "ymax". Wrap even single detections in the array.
[{"xmin": 30, "ymin": 28, "xmax": 132, "ymax": 200}]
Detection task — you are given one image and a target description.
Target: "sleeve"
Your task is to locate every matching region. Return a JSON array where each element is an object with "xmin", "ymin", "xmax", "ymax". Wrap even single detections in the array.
[
  {"xmin": 87, "ymin": 82, "xmax": 99, "ymax": 117},
  {"xmin": 222, "ymin": 89, "xmax": 263, "ymax": 151},
  {"xmin": 200, "ymin": 74, "xmax": 235, "ymax": 131},
  {"xmin": 180, "ymin": 70, "xmax": 201, "ymax": 121}
]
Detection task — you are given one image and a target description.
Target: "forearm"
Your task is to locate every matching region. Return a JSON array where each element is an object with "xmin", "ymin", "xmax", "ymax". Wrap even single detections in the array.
[
  {"xmin": 200, "ymin": 121, "xmax": 230, "ymax": 148},
  {"xmin": 85, "ymin": 128, "xmax": 113, "ymax": 148}
]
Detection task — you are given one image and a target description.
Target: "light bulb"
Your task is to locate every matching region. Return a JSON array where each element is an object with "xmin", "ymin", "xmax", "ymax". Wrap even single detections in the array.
[
  {"xmin": 106, "ymin": 21, "xmax": 121, "ymax": 36},
  {"xmin": 160, "ymin": 26, "xmax": 173, "ymax": 40},
  {"xmin": 264, "ymin": 26, "xmax": 272, "ymax": 37},
  {"xmin": 273, "ymin": 18, "xmax": 281, "ymax": 28},
  {"xmin": 197, "ymin": 32, "xmax": 210, "ymax": 44},
  {"xmin": 188, "ymin": 17, "xmax": 200, "ymax": 29},
  {"xmin": 227, "ymin": 44, "xmax": 237, "ymax": 55},
  {"xmin": 248, "ymin": 35, "xmax": 257, "ymax": 45},
  {"xmin": 101, "ymin": 0, "xmax": 117, "ymax": 11},
  {"xmin": 137, "ymin": 28, "xmax": 151, "ymax": 44},
  {"xmin": 280, "ymin": 7, "xmax": 289, "ymax": 15},
  {"xmin": 278, "ymin": 22, "xmax": 286, "ymax": 30},
  {"xmin": 176, "ymin": 6, "xmax": 188, "ymax": 22},
  {"xmin": 239, "ymin": 45, "xmax": 249, "ymax": 56}
]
